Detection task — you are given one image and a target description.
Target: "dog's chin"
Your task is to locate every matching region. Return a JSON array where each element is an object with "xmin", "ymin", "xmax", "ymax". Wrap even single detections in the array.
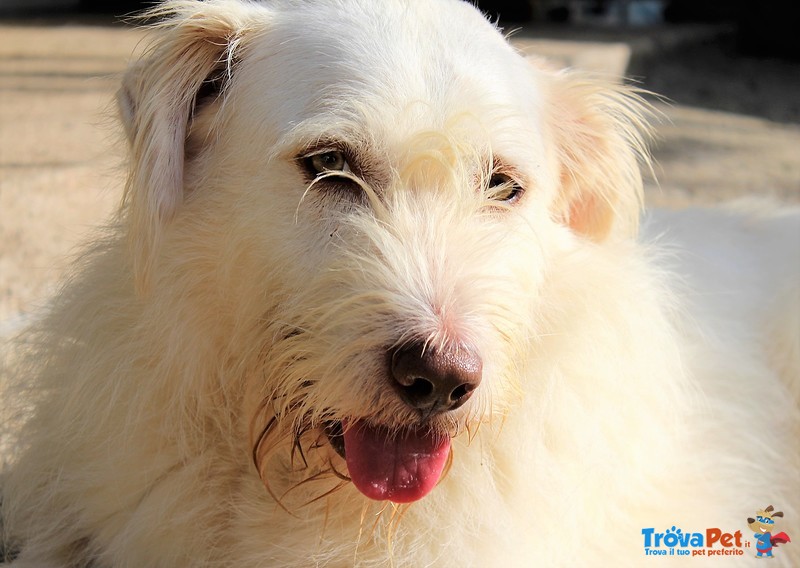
[{"xmin": 323, "ymin": 419, "xmax": 452, "ymax": 504}]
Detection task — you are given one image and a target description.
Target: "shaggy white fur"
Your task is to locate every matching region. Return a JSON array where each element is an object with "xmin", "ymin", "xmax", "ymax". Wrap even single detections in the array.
[{"xmin": 1, "ymin": 0, "xmax": 798, "ymax": 566}]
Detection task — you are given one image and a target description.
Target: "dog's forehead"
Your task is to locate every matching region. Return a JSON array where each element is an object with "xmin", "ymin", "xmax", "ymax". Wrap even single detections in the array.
[{"xmin": 236, "ymin": 0, "xmax": 544, "ymax": 157}]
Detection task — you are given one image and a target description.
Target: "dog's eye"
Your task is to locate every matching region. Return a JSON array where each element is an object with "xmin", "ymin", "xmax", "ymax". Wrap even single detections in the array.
[
  {"xmin": 488, "ymin": 173, "xmax": 524, "ymax": 204},
  {"xmin": 299, "ymin": 149, "xmax": 367, "ymax": 204},
  {"xmin": 303, "ymin": 151, "xmax": 350, "ymax": 176}
]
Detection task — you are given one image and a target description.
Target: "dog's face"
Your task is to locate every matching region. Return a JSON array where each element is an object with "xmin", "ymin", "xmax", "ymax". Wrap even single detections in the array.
[
  {"xmin": 748, "ymin": 507, "xmax": 783, "ymax": 534},
  {"xmin": 118, "ymin": 0, "xmax": 649, "ymax": 505}
]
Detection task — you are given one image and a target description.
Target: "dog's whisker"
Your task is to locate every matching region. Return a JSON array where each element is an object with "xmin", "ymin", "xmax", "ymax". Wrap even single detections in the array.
[
  {"xmin": 250, "ymin": 414, "xmax": 277, "ymax": 474},
  {"xmin": 328, "ymin": 459, "xmax": 351, "ymax": 482},
  {"xmin": 289, "ymin": 431, "xmax": 309, "ymax": 471},
  {"xmin": 279, "ymin": 468, "xmax": 336, "ymax": 502},
  {"xmin": 299, "ymin": 480, "xmax": 349, "ymax": 509}
]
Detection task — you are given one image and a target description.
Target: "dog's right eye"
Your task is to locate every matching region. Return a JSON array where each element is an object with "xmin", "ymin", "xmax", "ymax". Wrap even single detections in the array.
[
  {"xmin": 298, "ymin": 149, "xmax": 368, "ymax": 204},
  {"xmin": 303, "ymin": 151, "xmax": 351, "ymax": 177}
]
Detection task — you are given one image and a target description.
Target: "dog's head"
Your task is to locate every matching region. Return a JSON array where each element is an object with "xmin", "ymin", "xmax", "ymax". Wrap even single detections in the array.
[
  {"xmin": 748, "ymin": 506, "xmax": 784, "ymax": 534},
  {"xmin": 118, "ymin": 0, "xmax": 652, "ymax": 505}
]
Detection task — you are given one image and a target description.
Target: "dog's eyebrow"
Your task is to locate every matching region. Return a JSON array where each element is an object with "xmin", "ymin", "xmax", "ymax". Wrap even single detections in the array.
[
  {"xmin": 280, "ymin": 126, "xmax": 360, "ymax": 159},
  {"xmin": 490, "ymin": 156, "xmax": 520, "ymax": 175},
  {"xmin": 279, "ymin": 116, "xmax": 357, "ymax": 146},
  {"xmin": 296, "ymin": 138, "xmax": 353, "ymax": 157},
  {"xmin": 489, "ymin": 156, "xmax": 527, "ymax": 187}
]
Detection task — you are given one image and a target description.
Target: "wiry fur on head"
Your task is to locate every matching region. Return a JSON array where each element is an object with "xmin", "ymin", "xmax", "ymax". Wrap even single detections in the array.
[{"xmin": 2, "ymin": 1, "xmax": 798, "ymax": 566}]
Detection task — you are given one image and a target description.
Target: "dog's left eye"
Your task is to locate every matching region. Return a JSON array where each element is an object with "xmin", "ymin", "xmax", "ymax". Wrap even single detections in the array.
[
  {"xmin": 303, "ymin": 150, "xmax": 351, "ymax": 177},
  {"xmin": 488, "ymin": 173, "xmax": 524, "ymax": 204}
]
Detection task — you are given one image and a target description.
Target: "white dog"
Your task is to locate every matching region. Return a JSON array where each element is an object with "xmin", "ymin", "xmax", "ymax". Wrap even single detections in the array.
[{"xmin": 2, "ymin": 0, "xmax": 798, "ymax": 566}]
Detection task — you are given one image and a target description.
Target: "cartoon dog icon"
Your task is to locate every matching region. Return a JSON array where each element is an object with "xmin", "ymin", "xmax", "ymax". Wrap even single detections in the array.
[{"xmin": 747, "ymin": 505, "xmax": 791, "ymax": 558}]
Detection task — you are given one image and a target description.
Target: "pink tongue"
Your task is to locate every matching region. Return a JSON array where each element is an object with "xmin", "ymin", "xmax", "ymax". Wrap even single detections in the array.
[{"xmin": 343, "ymin": 420, "xmax": 450, "ymax": 503}]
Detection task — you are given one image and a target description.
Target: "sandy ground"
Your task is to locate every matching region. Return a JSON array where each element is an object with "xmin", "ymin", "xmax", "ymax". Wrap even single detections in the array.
[
  {"xmin": 1, "ymin": 22, "xmax": 799, "ymax": 326},
  {"xmin": 1, "ymin": 24, "xmax": 144, "ymax": 327}
]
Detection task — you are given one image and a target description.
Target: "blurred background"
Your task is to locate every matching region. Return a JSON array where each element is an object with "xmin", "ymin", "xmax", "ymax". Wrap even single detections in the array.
[{"xmin": 1, "ymin": 0, "xmax": 799, "ymax": 330}]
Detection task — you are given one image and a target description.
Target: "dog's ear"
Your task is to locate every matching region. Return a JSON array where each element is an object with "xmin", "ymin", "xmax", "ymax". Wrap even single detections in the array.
[
  {"xmin": 541, "ymin": 67, "xmax": 653, "ymax": 241},
  {"xmin": 117, "ymin": 0, "xmax": 260, "ymax": 293}
]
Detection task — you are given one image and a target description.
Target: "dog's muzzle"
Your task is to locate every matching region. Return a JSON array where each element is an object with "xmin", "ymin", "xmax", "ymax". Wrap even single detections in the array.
[{"xmin": 324, "ymin": 342, "xmax": 482, "ymax": 503}]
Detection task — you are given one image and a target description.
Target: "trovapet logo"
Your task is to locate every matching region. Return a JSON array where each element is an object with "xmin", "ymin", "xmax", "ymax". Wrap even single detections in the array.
[
  {"xmin": 641, "ymin": 526, "xmax": 746, "ymax": 557},
  {"xmin": 642, "ymin": 505, "xmax": 792, "ymax": 559}
]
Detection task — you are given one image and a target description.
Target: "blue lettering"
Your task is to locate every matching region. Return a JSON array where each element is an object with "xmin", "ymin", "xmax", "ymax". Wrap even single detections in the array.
[
  {"xmin": 642, "ymin": 528, "xmax": 655, "ymax": 547},
  {"xmin": 642, "ymin": 527, "xmax": 705, "ymax": 549}
]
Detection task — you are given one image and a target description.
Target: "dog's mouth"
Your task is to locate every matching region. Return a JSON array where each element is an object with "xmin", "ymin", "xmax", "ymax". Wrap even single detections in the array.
[{"xmin": 324, "ymin": 419, "xmax": 451, "ymax": 503}]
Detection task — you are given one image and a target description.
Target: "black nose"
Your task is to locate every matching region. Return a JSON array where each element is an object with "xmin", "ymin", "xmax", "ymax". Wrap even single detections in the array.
[{"xmin": 389, "ymin": 342, "xmax": 482, "ymax": 413}]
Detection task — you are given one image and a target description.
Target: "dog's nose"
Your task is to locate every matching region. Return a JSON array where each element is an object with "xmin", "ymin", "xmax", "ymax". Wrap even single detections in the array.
[{"xmin": 389, "ymin": 342, "xmax": 482, "ymax": 413}]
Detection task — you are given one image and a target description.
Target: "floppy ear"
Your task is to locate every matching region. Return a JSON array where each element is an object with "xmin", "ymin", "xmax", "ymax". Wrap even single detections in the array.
[
  {"xmin": 541, "ymin": 68, "xmax": 653, "ymax": 241},
  {"xmin": 117, "ymin": 0, "xmax": 259, "ymax": 293}
]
